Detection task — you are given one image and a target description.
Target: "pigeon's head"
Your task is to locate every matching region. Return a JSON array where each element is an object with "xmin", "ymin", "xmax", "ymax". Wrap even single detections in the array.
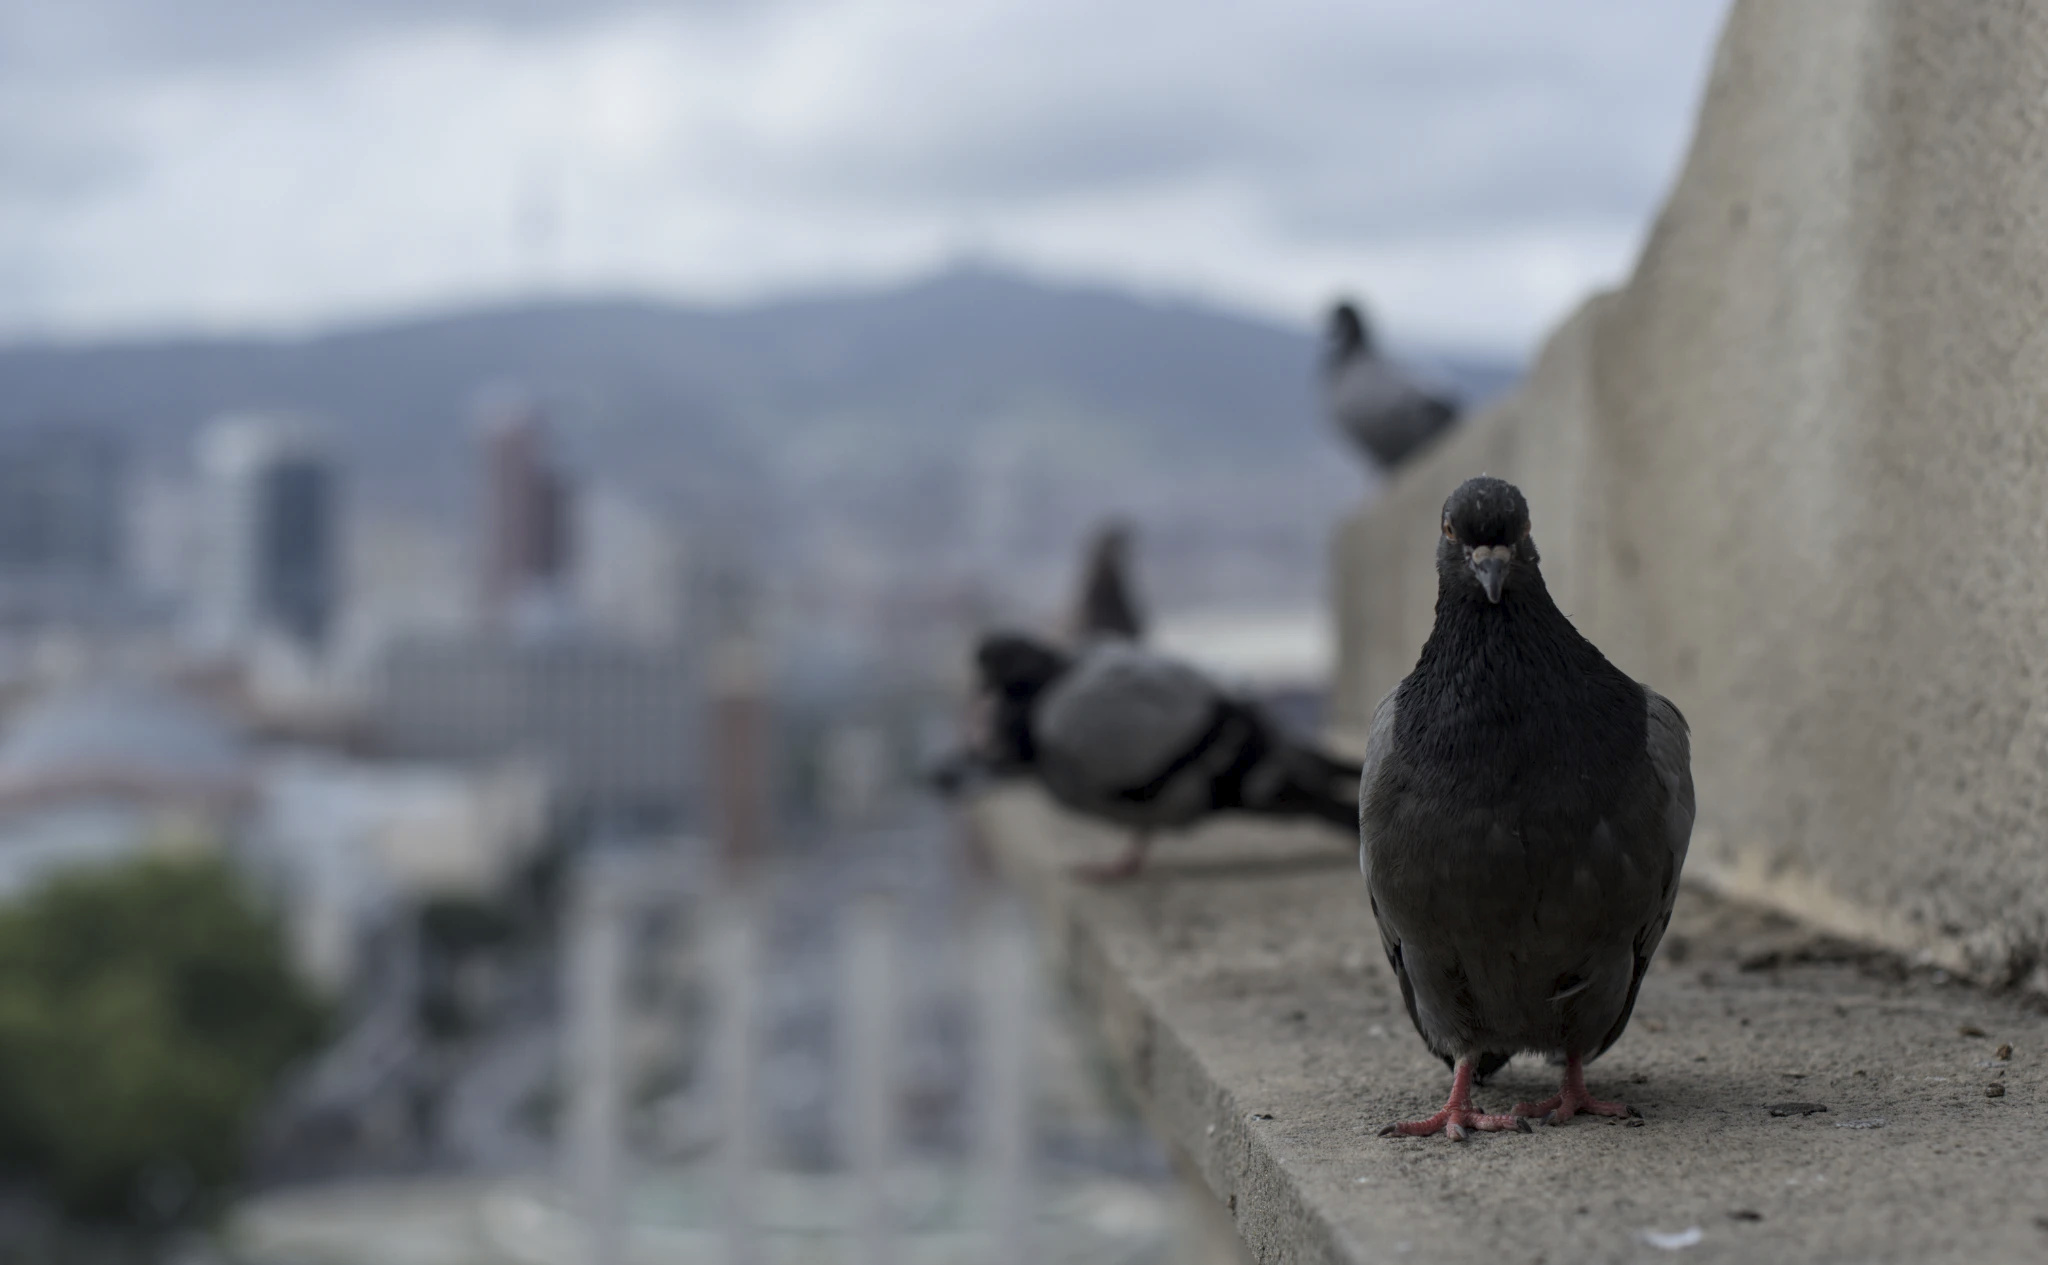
[
  {"xmin": 972, "ymin": 632, "xmax": 1071, "ymax": 769},
  {"xmin": 974, "ymin": 632, "xmax": 1070, "ymax": 701},
  {"xmin": 1439, "ymin": 476, "xmax": 1536, "ymax": 605},
  {"xmin": 1326, "ymin": 301, "xmax": 1373, "ymax": 360}
]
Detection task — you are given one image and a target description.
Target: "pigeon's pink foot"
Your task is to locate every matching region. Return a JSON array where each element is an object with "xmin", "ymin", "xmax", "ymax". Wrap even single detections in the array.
[
  {"xmin": 1379, "ymin": 1057, "xmax": 1532, "ymax": 1140},
  {"xmin": 1071, "ymin": 832, "xmax": 1152, "ymax": 883},
  {"xmin": 1512, "ymin": 1054, "xmax": 1639, "ymax": 1125},
  {"xmin": 1378, "ymin": 1105, "xmax": 1530, "ymax": 1139}
]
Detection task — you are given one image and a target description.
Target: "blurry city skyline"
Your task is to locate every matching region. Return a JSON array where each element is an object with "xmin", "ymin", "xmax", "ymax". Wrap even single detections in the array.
[
  {"xmin": 2, "ymin": 0, "xmax": 1729, "ymax": 355},
  {"xmin": 0, "ymin": 5, "xmax": 1759, "ymax": 1255}
]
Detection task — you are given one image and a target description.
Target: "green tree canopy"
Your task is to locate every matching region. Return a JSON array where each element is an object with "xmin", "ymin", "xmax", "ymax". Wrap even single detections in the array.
[{"xmin": 0, "ymin": 852, "xmax": 328, "ymax": 1223}]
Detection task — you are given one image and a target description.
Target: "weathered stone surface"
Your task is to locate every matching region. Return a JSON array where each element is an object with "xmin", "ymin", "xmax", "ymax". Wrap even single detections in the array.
[
  {"xmin": 1332, "ymin": 0, "xmax": 2048, "ymax": 983},
  {"xmin": 976, "ymin": 786, "xmax": 2048, "ymax": 1264}
]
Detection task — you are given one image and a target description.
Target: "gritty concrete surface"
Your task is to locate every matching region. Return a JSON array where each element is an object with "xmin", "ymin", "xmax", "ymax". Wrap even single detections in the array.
[
  {"xmin": 974, "ymin": 785, "xmax": 2048, "ymax": 1264},
  {"xmin": 1330, "ymin": 0, "xmax": 2048, "ymax": 984}
]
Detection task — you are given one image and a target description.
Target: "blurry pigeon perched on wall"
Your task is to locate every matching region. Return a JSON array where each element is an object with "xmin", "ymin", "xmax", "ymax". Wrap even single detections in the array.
[
  {"xmin": 927, "ymin": 524, "xmax": 1144, "ymax": 798},
  {"xmin": 1324, "ymin": 301, "xmax": 1460, "ymax": 471},
  {"xmin": 1071, "ymin": 520, "xmax": 1145, "ymax": 642},
  {"xmin": 975, "ymin": 635, "xmax": 1360, "ymax": 881},
  {"xmin": 1359, "ymin": 476, "xmax": 1693, "ymax": 1138}
]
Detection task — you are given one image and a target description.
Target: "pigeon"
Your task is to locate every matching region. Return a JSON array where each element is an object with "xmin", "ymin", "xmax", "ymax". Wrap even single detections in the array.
[
  {"xmin": 929, "ymin": 522, "xmax": 1142, "ymax": 797},
  {"xmin": 1072, "ymin": 520, "xmax": 1145, "ymax": 642},
  {"xmin": 974, "ymin": 634, "xmax": 1361, "ymax": 881},
  {"xmin": 1324, "ymin": 300, "xmax": 1460, "ymax": 471},
  {"xmin": 1358, "ymin": 476, "xmax": 1694, "ymax": 1138}
]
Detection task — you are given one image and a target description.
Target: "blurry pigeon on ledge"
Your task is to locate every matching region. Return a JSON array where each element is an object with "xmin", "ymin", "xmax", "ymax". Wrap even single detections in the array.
[
  {"xmin": 1324, "ymin": 300, "xmax": 1460, "ymax": 472},
  {"xmin": 971, "ymin": 634, "xmax": 1361, "ymax": 881},
  {"xmin": 1071, "ymin": 520, "xmax": 1145, "ymax": 642},
  {"xmin": 926, "ymin": 523, "xmax": 1145, "ymax": 798},
  {"xmin": 1359, "ymin": 476, "xmax": 1694, "ymax": 1139}
]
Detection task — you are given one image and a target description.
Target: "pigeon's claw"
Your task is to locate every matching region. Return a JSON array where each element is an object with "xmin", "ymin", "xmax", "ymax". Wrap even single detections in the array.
[
  {"xmin": 1378, "ymin": 1108, "xmax": 1529, "ymax": 1139},
  {"xmin": 1511, "ymin": 1091, "xmax": 1635, "ymax": 1124},
  {"xmin": 1511, "ymin": 1053, "xmax": 1637, "ymax": 1125}
]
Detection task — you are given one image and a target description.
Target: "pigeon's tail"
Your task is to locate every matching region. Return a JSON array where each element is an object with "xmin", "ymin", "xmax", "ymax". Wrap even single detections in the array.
[{"xmin": 1245, "ymin": 742, "xmax": 1362, "ymax": 830}]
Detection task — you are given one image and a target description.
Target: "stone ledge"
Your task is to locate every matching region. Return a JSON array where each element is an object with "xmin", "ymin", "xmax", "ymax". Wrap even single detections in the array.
[{"xmin": 972, "ymin": 785, "xmax": 2048, "ymax": 1264}]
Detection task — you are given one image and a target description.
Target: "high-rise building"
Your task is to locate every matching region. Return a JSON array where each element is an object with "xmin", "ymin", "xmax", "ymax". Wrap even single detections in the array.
[
  {"xmin": 196, "ymin": 415, "xmax": 338, "ymax": 652},
  {"xmin": 0, "ymin": 425, "xmax": 127, "ymax": 622},
  {"xmin": 480, "ymin": 406, "xmax": 573, "ymax": 612},
  {"xmin": 371, "ymin": 633, "xmax": 695, "ymax": 824}
]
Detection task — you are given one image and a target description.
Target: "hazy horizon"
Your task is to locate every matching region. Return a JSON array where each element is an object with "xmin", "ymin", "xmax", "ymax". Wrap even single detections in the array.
[{"xmin": 0, "ymin": 258, "xmax": 1526, "ymax": 358}]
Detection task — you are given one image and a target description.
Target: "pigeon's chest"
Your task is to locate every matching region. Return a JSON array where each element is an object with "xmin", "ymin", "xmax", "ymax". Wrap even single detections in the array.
[{"xmin": 1378, "ymin": 663, "xmax": 1649, "ymax": 838}]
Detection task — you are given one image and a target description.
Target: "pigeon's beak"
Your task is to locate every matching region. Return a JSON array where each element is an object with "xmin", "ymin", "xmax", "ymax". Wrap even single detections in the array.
[{"xmin": 1469, "ymin": 546, "xmax": 1511, "ymax": 604}]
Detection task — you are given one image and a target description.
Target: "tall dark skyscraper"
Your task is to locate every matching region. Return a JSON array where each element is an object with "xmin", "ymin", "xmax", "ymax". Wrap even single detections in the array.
[
  {"xmin": 258, "ymin": 454, "xmax": 335, "ymax": 648},
  {"xmin": 480, "ymin": 405, "xmax": 573, "ymax": 611},
  {"xmin": 197, "ymin": 416, "xmax": 337, "ymax": 652}
]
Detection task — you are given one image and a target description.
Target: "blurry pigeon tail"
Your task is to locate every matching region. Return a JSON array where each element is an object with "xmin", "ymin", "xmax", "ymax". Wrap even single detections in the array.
[
  {"xmin": 1232, "ymin": 740, "xmax": 1362, "ymax": 831},
  {"xmin": 1074, "ymin": 521, "xmax": 1145, "ymax": 641}
]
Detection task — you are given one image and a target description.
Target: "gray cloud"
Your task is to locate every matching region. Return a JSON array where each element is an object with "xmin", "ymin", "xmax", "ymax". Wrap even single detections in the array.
[
  {"xmin": 0, "ymin": 0, "xmax": 1732, "ymax": 353},
  {"xmin": 0, "ymin": 1, "xmax": 692, "ymax": 73},
  {"xmin": 686, "ymin": 2, "xmax": 1724, "ymax": 238},
  {"xmin": 0, "ymin": 128, "xmax": 136, "ymax": 205}
]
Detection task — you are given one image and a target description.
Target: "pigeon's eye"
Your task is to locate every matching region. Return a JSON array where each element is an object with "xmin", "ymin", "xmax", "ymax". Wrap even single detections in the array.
[{"xmin": 1441, "ymin": 518, "xmax": 1455, "ymax": 540}]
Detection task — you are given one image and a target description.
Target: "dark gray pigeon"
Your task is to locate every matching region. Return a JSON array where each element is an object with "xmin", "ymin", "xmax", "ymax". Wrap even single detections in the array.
[
  {"xmin": 1359, "ymin": 476, "xmax": 1694, "ymax": 1138},
  {"xmin": 1325, "ymin": 300, "xmax": 1460, "ymax": 471},
  {"xmin": 975, "ymin": 634, "xmax": 1360, "ymax": 880},
  {"xmin": 1072, "ymin": 520, "xmax": 1145, "ymax": 642}
]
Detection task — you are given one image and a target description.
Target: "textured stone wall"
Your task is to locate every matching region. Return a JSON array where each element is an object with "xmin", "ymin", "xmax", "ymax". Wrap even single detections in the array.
[{"xmin": 1331, "ymin": 0, "xmax": 2048, "ymax": 984}]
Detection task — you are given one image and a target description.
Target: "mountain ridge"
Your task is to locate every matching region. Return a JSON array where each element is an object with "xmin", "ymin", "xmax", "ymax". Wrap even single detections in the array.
[{"xmin": 0, "ymin": 267, "xmax": 1520, "ymax": 516}]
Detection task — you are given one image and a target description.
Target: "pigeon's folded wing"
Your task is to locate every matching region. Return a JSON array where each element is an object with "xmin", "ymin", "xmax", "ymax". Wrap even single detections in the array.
[
  {"xmin": 1033, "ymin": 647, "xmax": 1225, "ymax": 800},
  {"xmin": 1329, "ymin": 359, "xmax": 1459, "ymax": 465},
  {"xmin": 1356, "ymin": 687, "xmax": 1398, "ymax": 879},
  {"xmin": 1645, "ymin": 689, "xmax": 1697, "ymax": 878},
  {"xmin": 1356, "ymin": 690, "xmax": 1425, "ymax": 1033},
  {"xmin": 1591, "ymin": 687, "xmax": 1696, "ymax": 1057}
]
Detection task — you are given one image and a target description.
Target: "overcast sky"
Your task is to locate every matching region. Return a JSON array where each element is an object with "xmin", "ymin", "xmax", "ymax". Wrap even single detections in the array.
[{"xmin": 1, "ymin": 0, "xmax": 1729, "ymax": 354}]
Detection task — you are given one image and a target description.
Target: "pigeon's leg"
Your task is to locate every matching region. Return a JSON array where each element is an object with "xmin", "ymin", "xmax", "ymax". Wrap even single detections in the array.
[
  {"xmin": 1511, "ymin": 1053, "xmax": 1637, "ymax": 1125},
  {"xmin": 1377, "ymin": 1056, "xmax": 1531, "ymax": 1140},
  {"xmin": 1073, "ymin": 829, "xmax": 1152, "ymax": 883}
]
